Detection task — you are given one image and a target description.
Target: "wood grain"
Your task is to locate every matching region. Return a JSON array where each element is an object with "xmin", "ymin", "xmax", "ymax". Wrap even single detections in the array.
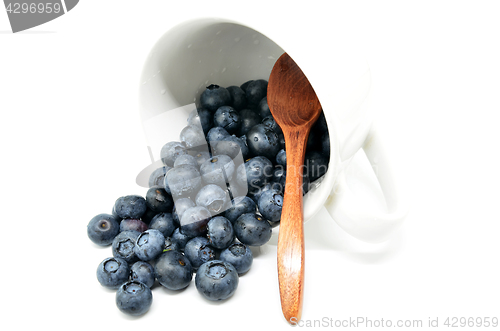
[{"xmin": 267, "ymin": 53, "xmax": 322, "ymax": 323}]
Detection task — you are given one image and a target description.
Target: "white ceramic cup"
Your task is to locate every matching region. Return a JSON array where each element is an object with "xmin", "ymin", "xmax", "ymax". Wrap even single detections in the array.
[{"xmin": 138, "ymin": 18, "xmax": 407, "ymax": 243}]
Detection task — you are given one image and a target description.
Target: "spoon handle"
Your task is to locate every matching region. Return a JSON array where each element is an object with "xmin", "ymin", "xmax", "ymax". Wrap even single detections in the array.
[{"xmin": 277, "ymin": 128, "xmax": 309, "ymax": 324}]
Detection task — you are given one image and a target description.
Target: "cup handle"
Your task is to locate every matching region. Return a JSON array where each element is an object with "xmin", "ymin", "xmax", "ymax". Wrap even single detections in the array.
[{"xmin": 323, "ymin": 124, "xmax": 408, "ymax": 243}]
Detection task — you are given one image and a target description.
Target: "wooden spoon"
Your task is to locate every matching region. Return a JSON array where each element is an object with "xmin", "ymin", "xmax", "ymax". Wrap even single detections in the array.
[{"xmin": 267, "ymin": 53, "xmax": 322, "ymax": 323}]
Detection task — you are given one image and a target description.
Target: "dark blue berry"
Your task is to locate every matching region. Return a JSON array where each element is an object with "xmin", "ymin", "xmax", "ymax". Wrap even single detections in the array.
[
  {"xmin": 149, "ymin": 166, "xmax": 171, "ymax": 188},
  {"xmin": 276, "ymin": 149, "xmax": 286, "ymax": 167},
  {"xmin": 170, "ymin": 227, "xmax": 191, "ymax": 251},
  {"xmin": 184, "ymin": 236, "xmax": 216, "ymax": 269},
  {"xmin": 119, "ymin": 218, "xmax": 148, "ymax": 233},
  {"xmin": 145, "ymin": 186, "xmax": 173, "ymax": 213},
  {"xmin": 257, "ymin": 188, "xmax": 283, "ymax": 223},
  {"xmin": 240, "ymin": 80, "xmax": 253, "ymax": 92},
  {"xmin": 166, "ymin": 164, "xmax": 202, "ymax": 199},
  {"xmin": 87, "ymin": 213, "xmax": 120, "ymax": 246},
  {"xmin": 149, "ymin": 212, "xmax": 176, "ymax": 238},
  {"xmin": 195, "ymin": 184, "xmax": 229, "ymax": 216},
  {"xmin": 206, "ymin": 126, "xmax": 230, "ymax": 143},
  {"xmin": 210, "ymin": 135, "xmax": 249, "ymax": 160},
  {"xmin": 154, "ymin": 250, "xmax": 193, "ymax": 290},
  {"xmin": 200, "ymin": 84, "xmax": 231, "ymax": 112},
  {"xmin": 134, "ymin": 229, "xmax": 165, "ymax": 261},
  {"xmin": 219, "ymin": 243, "xmax": 253, "ymax": 275},
  {"xmin": 188, "ymin": 107, "xmax": 213, "ymax": 135},
  {"xmin": 207, "ymin": 216, "xmax": 234, "ymax": 249},
  {"xmin": 234, "ymin": 213, "xmax": 272, "ymax": 246},
  {"xmin": 226, "ymin": 85, "xmax": 247, "ymax": 110},
  {"xmin": 239, "ymin": 108, "xmax": 262, "ymax": 136},
  {"xmin": 246, "ymin": 124, "xmax": 280, "ymax": 161},
  {"xmin": 235, "ymin": 156, "xmax": 273, "ymax": 193},
  {"xmin": 195, "ymin": 260, "xmax": 239, "ymax": 301},
  {"xmin": 179, "ymin": 206, "xmax": 212, "ymax": 238},
  {"xmin": 112, "ymin": 230, "xmax": 141, "ymax": 264},
  {"xmin": 96, "ymin": 257, "xmax": 130, "ymax": 290},
  {"xmin": 261, "ymin": 115, "xmax": 282, "ymax": 135},
  {"xmin": 258, "ymin": 96, "xmax": 271, "ymax": 118},
  {"xmin": 116, "ymin": 281, "xmax": 153, "ymax": 316},
  {"xmin": 245, "ymin": 79, "xmax": 268, "ymax": 106},
  {"xmin": 214, "ymin": 106, "xmax": 241, "ymax": 135},
  {"xmin": 114, "ymin": 195, "xmax": 147, "ymax": 220}
]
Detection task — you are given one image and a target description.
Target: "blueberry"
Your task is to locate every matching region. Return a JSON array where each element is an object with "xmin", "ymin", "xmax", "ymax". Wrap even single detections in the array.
[
  {"xmin": 239, "ymin": 108, "xmax": 262, "ymax": 136},
  {"xmin": 276, "ymin": 149, "xmax": 286, "ymax": 167},
  {"xmin": 261, "ymin": 115, "xmax": 282, "ymax": 135},
  {"xmin": 87, "ymin": 213, "xmax": 120, "ymax": 246},
  {"xmin": 166, "ymin": 164, "xmax": 202, "ymax": 200},
  {"xmin": 170, "ymin": 227, "xmax": 191, "ymax": 250},
  {"xmin": 207, "ymin": 216, "xmax": 234, "ymax": 249},
  {"xmin": 246, "ymin": 124, "xmax": 280, "ymax": 161},
  {"xmin": 214, "ymin": 106, "xmax": 241, "ymax": 135},
  {"xmin": 195, "ymin": 184, "xmax": 229, "ymax": 216},
  {"xmin": 200, "ymin": 84, "xmax": 231, "ymax": 112},
  {"xmin": 195, "ymin": 260, "xmax": 239, "ymax": 301},
  {"xmin": 96, "ymin": 257, "xmax": 130, "ymax": 290},
  {"xmin": 180, "ymin": 124, "xmax": 207, "ymax": 150},
  {"xmin": 141, "ymin": 208, "xmax": 158, "ymax": 225},
  {"xmin": 172, "ymin": 197, "xmax": 195, "ymax": 226},
  {"xmin": 160, "ymin": 141, "xmax": 188, "ymax": 167},
  {"xmin": 257, "ymin": 189, "xmax": 283, "ymax": 223},
  {"xmin": 149, "ymin": 166, "xmax": 171, "ymax": 188},
  {"xmin": 112, "ymin": 230, "xmax": 141, "ymax": 263},
  {"xmin": 240, "ymin": 80, "xmax": 253, "ymax": 92},
  {"xmin": 226, "ymin": 85, "xmax": 247, "ymax": 110},
  {"xmin": 200, "ymin": 155, "xmax": 235, "ymax": 186},
  {"xmin": 247, "ymin": 182, "xmax": 272, "ymax": 204},
  {"xmin": 206, "ymin": 126, "xmax": 230, "ymax": 143},
  {"xmin": 210, "ymin": 135, "xmax": 249, "ymax": 160},
  {"xmin": 179, "ymin": 206, "xmax": 212, "ymax": 238},
  {"xmin": 192, "ymin": 151, "xmax": 211, "ymax": 168},
  {"xmin": 219, "ymin": 243, "xmax": 253, "ymax": 275},
  {"xmin": 224, "ymin": 196, "xmax": 257, "ymax": 224},
  {"xmin": 258, "ymin": 96, "xmax": 271, "ymax": 118},
  {"xmin": 270, "ymin": 166, "xmax": 286, "ymax": 194},
  {"xmin": 173, "ymin": 154, "xmax": 199, "ymax": 169},
  {"xmin": 234, "ymin": 213, "xmax": 272, "ymax": 246},
  {"xmin": 304, "ymin": 150, "xmax": 329, "ymax": 182},
  {"xmin": 114, "ymin": 195, "xmax": 147, "ymax": 220},
  {"xmin": 116, "ymin": 281, "xmax": 153, "ymax": 316},
  {"xmin": 154, "ymin": 250, "xmax": 193, "ymax": 290},
  {"xmin": 184, "ymin": 236, "xmax": 216, "ymax": 269},
  {"xmin": 145, "ymin": 186, "xmax": 173, "ymax": 213},
  {"xmin": 149, "ymin": 212, "xmax": 176, "ymax": 238},
  {"xmin": 236, "ymin": 156, "xmax": 273, "ymax": 193},
  {"xmin": 134, "ymin": 229, "xmax": 165, "ymax": 261},
  {"xmin": 245, "ymin": 79, "xmax": 268, "ymax": 106},
  {"xmin": 130, "ymin": 261, "xmax": 155, "ymax": 288},
  {"xmin": 188, "ymin": 107, "xmax": 213, "ymax": 136}
]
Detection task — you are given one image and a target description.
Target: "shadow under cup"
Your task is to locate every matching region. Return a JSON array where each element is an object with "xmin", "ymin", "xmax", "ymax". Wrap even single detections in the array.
[{"xmin": 137, "ymin": 18, "xmax": 339, "ymax": 223}]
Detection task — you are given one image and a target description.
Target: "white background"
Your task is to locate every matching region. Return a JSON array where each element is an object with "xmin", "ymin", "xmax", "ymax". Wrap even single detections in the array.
[{"xmin": 1, "ymin": 1, "xmax": 499, "ymax": 330}]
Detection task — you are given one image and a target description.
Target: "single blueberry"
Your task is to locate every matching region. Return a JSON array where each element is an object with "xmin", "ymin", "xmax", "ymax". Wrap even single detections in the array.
[
  {"xmin": 112, "ymin": 230, "xmax": 141, "ymax": 264},
  {"xmin": 219, "ymin": 243, "xmax": 253, "ymax": 275},
  {"xmin": 154, "ymin": 250, "xmax": 193, "ymax": 290},
  {"xmin": 160, "ymin": 141, "xmax": 188, "ymax": 167},
  {"xmin": 213, "ymin": 106, "xmax": 241, "ymax": 135},
  {"xmin": 239, "ymin": 108, "xmax": 262, "ymax": 136},
  {"xmin": 210, "ymin": 135, "xmax": 249, "ymax": 160},
  {"xmin": 234, "ymin": 213, "xmax": 272, "ymax": 246},
  {"xmin": 96, "ymin": 257, "xmax": 130, "ymax": 290},
  {"xmin": 245, "ymin": 79, "xmax": 268, "ymax": 106},
  {"xmin": 170, "ymin": 227, "xmax": 191, "ymax": 251},
  {"xmin": 184, "ymin": 236, "xmax": 216, "ymax": 269},
  {"xmin": 224, "ymin": 196, "xmax": 257, "ymax": 224},
  {"xmin": 235, "ymin": 156, "xmax": 273, "ymax": 193},
  {"xmin": 149, "ymin": 212, "xmax": 176, "ymax": 238},
  {"xmin": 166, "ymin": 164, "xmax": 202, "ymax": 200},
  {"xmin": 246, "ymin": 124, "xmax": 280, "ymax": 161},
  {"xmin": 195, "ymin": 184, "xmax": 229, "ymax": 216},
  {"xmin": 145, "ymin": 186, "xmax": 173, "ymax": 213},
  {"xmin": 206, "ymin": 126, "xmax": 230, "ymax": 144},
  {"xmin": 258, "ymin": 96, "xmax": 271, "ymax": 119},
  {"xmin": 200, "ymin": 155, "xmax": 235, "ymax": 186},
  {"xmin": 276, "ymin": 149, "xmax": 286, "ymax": 167},
  {"xmin": 134, "ymin": 229, "xmax": 165, "ymax": 261},
  {"xmin": 87, "ymin": 213, "xmax": 120, "ymax": 246},
  {"xmin": 172, "ymin": 197, "xmax": 195, "ymax": 227},
  {"xmin": 257, "ymin": 188, "xmax": 283, "ymax": 223},
  {"xmin": 200, "ymin": 84, "xmax": 231, "ymax": 112},
  {"xmin": 207, "ymin": 216, "xmax": 234, "ymax": 249},
  {"xmin": 120, "ymin": 218, "xmax": 148, "ymax": 233},
  {"xmin": 116, "ymin": 281, "xmax": 153, "ymax": 316},
  {"xmin": 130, "ymin": 261, "xmax": 155, "ymax": 288},
  {"xmin": 148, "ymin": 166, "xmax": 171, "ymax": 188},
  {"xmin": 114, "ymin": 195, "xmax": 147, "ymax": 220},
  {"xmin": 179, "ymin": 206, "xmax": 212, "ymax": 238},
  {"xmin": 195, "ymin": 260, "xmax": 239, "ymax": 301},
  {"xmin": 226, "ymin": 85, "xmax": 247, "ymax": 110},
  {"xmin": 240, "ymin": 80, "xmax": 253, "ymax": 92}
]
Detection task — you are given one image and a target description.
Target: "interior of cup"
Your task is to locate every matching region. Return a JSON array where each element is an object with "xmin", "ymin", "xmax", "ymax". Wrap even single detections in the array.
[{"xmin": 138, "ymin": 18, "xmax": 339, "ymax": 222}]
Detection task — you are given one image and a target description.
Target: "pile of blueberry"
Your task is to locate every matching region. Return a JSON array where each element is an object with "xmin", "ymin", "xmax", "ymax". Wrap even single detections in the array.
[{"xmin": 87, "ymin": 79, "xmax": 330, "ymax": 316}]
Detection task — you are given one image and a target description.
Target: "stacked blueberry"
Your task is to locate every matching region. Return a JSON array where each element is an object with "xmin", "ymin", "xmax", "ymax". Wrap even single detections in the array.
[{"xmin": 87, "ymin": 79, "xmax": 330, "ymax": 317}]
